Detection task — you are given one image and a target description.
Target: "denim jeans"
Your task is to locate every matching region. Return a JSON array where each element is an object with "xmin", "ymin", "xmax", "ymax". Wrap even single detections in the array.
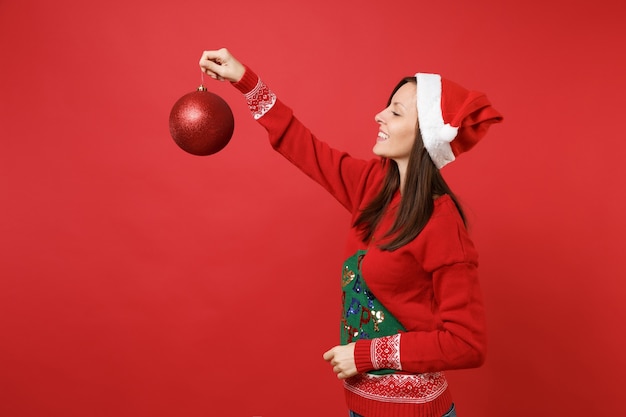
[{"xmin": 349, "ymin": 402, "xmax": 456, "ymax": 417}]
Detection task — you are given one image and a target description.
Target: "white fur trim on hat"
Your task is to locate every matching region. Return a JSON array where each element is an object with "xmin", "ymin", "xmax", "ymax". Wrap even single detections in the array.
[{"xmin": 416, "ymin": 73, "xmax": 458, "ymax": 169}]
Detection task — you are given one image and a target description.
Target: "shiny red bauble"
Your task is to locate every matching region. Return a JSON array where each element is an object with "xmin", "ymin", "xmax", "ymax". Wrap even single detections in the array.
[{"xmin": 169, "ymin": 85, "xmax": 234, "ymax": 156}]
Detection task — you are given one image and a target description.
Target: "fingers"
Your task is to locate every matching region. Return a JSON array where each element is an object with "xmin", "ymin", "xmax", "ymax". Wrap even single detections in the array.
[
  {"xmin": 198, "ymin": 48, "xmax": 244, "ymax": 83},
  {"xmin": 199, "ymin": 49, "xmax": 228, "ymax": 80},
  {"xmin": 332, "ymin": 364, "xmax": 355, "ymax": 380},
  {"xmin": 323, "ymin": 348, "xmax": 343, "ymax": 376},
  {"xmin": 323, "ymin": 345, "xmax": 357, "ymax": 379}
]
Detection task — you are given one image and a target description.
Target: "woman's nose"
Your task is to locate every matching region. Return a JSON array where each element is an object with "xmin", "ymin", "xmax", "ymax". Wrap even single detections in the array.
[{"xmin": 374, "ymin": 110, "xmax": 385, "ymax": 124}]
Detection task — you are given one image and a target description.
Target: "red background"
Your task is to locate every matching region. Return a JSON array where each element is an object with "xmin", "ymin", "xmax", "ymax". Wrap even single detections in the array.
[{"xmin": 1, "ymin": 0, "xmax": 625, "ymax": 416}]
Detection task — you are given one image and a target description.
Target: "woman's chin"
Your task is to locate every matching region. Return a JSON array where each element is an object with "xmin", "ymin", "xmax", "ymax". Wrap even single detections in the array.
[{"xmin": 372, "ymin": 143, "xmax": 386, "ymax": 157}]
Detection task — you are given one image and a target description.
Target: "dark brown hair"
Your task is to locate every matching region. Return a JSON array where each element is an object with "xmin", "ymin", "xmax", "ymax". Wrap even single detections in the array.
[{"xmin": 354, "ymin": 77, "xmax": 466, "ymax": 251}]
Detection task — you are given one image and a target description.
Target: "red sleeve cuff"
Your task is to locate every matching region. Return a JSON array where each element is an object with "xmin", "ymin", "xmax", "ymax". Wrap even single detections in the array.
[
  {"xmin": 354, "ymin": 339, "xmax": 374, "ymax": 373},
  {"xmin": 231, "ymin": 65, "xmax": 259, "ymax": 94}
]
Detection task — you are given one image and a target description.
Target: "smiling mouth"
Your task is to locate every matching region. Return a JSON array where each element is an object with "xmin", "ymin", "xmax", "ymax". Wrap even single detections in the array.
[{"xmin": 377, "ymin": 131, "xmax": 389, "ymax": 142}]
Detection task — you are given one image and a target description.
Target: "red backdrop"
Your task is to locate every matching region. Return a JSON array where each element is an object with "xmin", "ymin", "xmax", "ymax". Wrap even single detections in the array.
[{"xmin": 1, "ymin": 0, "xmax": 625, "ymax": 416}]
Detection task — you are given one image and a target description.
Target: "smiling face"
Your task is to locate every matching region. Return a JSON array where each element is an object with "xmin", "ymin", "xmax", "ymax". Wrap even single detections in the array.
[{"xmin": 372, "ymin": 82, "xmax": 418, "ymax": 169}]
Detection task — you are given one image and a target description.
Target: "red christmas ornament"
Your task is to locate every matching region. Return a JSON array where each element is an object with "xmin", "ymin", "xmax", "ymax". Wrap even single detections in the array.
[{"xmin": 169, "ymin": 85, "xmax": 234, "ymax": 156}]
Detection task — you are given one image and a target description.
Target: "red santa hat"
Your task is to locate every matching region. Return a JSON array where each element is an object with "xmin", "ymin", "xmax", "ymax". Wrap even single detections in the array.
[{"xmin": 415, "ymin": 73, "xmax": 503, "ymax": 169}]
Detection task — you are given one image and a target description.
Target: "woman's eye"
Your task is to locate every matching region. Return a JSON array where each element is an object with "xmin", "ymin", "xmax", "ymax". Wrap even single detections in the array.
[{"xmin": 392, "ymin": 111, "xmax": 400, "ymax": 116}]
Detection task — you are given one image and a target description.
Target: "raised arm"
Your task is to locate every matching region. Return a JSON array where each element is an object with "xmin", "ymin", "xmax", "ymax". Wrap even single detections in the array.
[{"xmin": 198, "ymin": 48, "xmax": 380, "ymax": 213}]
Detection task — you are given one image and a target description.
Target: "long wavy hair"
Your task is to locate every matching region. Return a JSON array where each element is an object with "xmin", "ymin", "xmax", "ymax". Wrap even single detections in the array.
[{"xmin": 354, "ymin": 77, "xmax": 467, "ymax": 251}]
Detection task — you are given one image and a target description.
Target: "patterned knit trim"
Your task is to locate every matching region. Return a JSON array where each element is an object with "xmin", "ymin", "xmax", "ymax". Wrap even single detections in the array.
[
  {"xmin": 244, "ymin": 78, "xmax": 276, "ymax": 120},
  {"xmin": 345, "ymin": 372, "xmax": 448, "ymax": 404},
  {"xmin": 371, "ymin": 334, "xmax": 402, "ymax": 370}
]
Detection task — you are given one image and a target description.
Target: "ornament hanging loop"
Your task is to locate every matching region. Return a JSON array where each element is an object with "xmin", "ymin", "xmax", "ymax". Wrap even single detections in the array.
[{"xmin": 198, "ymin": 71, "xmax": 207, "ymax": 91}]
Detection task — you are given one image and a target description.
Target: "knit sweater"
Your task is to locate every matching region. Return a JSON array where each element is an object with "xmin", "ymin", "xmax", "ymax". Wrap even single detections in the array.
[{"xmin": 232, "ymin": 68, "xmax": 487, "ymax": 417}]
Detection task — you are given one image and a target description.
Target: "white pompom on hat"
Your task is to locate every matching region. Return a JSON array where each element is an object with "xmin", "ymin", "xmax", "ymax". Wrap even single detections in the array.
[{"xmin": 416, "ymin": 73, "xmax": 503, "ymax": 169}]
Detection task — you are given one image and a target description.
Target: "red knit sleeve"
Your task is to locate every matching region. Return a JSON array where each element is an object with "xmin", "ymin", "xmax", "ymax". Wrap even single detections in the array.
[
  {"xmin": 355, "ymin": 334, "xmax": 404, "ymax": 373},
  {"xmin": 354, "ymin": 339, "xmax": 374, "ymax": 373},
  {"xmin": 398, "ymin": 261, "xmax": 487, "ymax": 372},
  {"xmin": 397, "ymin": 207, "xmax": 487, "ymax": 373},
  {"xmin": 232, "ymin": 66, "xmax": 375, "ymax": 212}
]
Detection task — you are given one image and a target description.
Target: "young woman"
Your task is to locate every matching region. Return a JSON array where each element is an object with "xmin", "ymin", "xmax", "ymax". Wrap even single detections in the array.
[{"xmin": 199, "ymin": 48, "xmax": 502, "ymax": 417}]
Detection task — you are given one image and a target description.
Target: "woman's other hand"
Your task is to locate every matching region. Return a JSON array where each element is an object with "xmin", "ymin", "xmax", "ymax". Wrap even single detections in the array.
[{"xmin": 323, "ymin": 343, "xmax": 357, "ymax": 379}]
